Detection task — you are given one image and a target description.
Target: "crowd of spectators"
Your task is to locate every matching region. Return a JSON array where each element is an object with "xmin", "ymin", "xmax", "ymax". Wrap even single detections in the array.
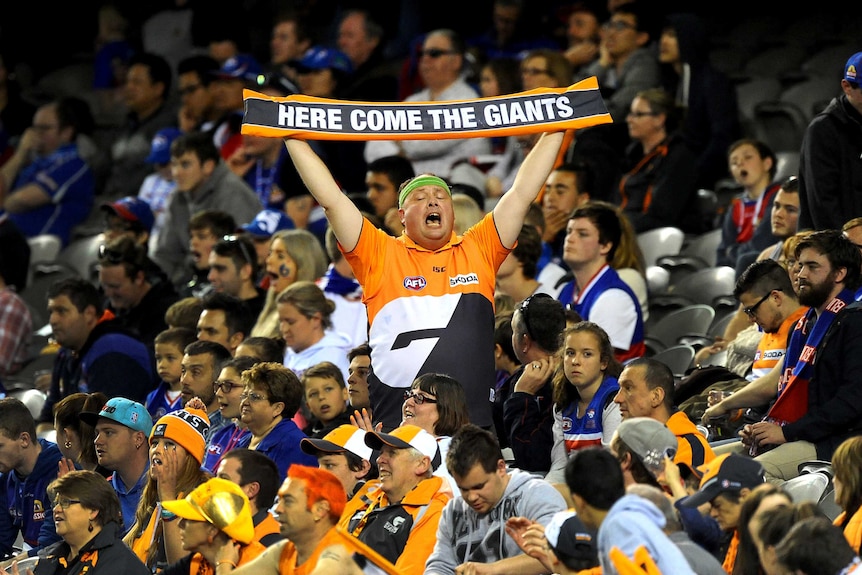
[{"xmin": 0, "ymin": 1, "xmax": 859, "ymax": 575}]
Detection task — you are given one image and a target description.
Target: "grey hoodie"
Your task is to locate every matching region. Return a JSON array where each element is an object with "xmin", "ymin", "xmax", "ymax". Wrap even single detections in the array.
[
  {"xmin": 598, "ymin": 494, "xmax": 695, "ymax": 575},
  {"xmin": 425, "ymin": 469, "xmax": 566, "ymax": 575}
]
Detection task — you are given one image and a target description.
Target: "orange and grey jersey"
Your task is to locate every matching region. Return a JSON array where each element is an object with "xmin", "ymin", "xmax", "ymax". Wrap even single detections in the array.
[{"xmin": 343, "ymin": 213, "xmax": 509, "ymax": 430}]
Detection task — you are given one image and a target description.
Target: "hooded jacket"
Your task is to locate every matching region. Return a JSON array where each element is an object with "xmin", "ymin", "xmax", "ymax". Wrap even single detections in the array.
[
  {"xmin": 598, "ymin": 494, "xmax": 695, "ymax": 575},
  {"xmin": 799, "ymin": 94, "xmax": 862, "ymax": 231},
  {"xmin": 425, "ymin": 469, "xmax": 567, "ymax": 574},
  {"xmin": 283, "ymin": 329, "xmax": 352, "ymax": 380},
  {"xmin": 661, "ymin": 13, "xmax": 741, "ymax": 190},
  {"xmin": 0, "ymin": 439, "xmax": 63, "ymax": 557},
  {"xmin": 37, "ymin": 316, "xmax": 155, "ymax": 424}
]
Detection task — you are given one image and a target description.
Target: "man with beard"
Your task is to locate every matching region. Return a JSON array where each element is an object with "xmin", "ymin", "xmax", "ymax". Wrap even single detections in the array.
[
  {"xmin": 180, "ymin": 339, "xmax": 232, "ymax": 440},
  {"xmin": 704, "ymin": 229, "xmax": 862, "ymax": 483}
]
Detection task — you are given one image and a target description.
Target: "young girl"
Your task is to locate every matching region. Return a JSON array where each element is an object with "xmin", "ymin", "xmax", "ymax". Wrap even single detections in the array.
[
  {"xmin": 716, "ymin": 138, "xmax": 780, "ymax": 268},
  {"xmin": 545, "ymin": 321, "xmax": 623, "ymax": 485}
]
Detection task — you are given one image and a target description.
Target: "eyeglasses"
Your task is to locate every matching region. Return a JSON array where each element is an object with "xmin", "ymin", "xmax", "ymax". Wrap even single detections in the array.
[
  {"xmin": 222, "ymin": 235, "xmax": 254, "ymax": 267},
  {"xmin": 517, "ymin": 293, "xmax": 553, "ymax": 341},
  {"xmin": 742, "ymin": 289, "xmax": 781, "ymax": 317},
  {"xmin": 420, "ymin": 48, "xmax": 457, "ymax": 58},
  {"xmin": 602, "ymin": 20, "xmax": 636, "ymax": 32},
  {"xmin": 214, "ymin": 380, "xmax": 244, "ymax": 393},
  {"xmin": 53, "ymin": 497, "xmax": 82, "ymax": 509},
  {"xmin": 627, "ymin": 111, "xmax": 658, "ymax": 118},
  {"xmin": 521, "ymin": 67, "xmax": 550, "ymax": 77},
  {"xmin": 239, "ymin": 390, "xmax": 268, "ymax": 403},
  {"xmin": 404, "ymin": 390, "xmax": 437, "ymax": 404},
  {"xmin": 178, "ymin": 84, "xmax": 203, "ymax": 96}
]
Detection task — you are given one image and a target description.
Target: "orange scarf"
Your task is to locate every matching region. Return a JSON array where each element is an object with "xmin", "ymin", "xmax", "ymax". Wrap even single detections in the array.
[
  {"xmin": 722, "ymin": 529, "xmax": 739, "ymax": 574},
  {"xmin": 835, "ymin": 506, "xmax": 862, "ymax": 554}
]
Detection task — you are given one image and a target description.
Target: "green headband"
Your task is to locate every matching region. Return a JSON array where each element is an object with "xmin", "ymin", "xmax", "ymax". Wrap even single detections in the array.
[{"xmin": 398, "ymin": 175, "xmax": 451, "ymax": 208}]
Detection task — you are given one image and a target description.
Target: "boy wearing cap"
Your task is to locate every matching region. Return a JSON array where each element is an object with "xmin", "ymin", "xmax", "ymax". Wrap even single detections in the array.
[
  {"xmin": 210, "ymin": 54, "xmax": 265, "ymax": 161},
  {"xmin": 337, "ymin": 424, "xmax": 450, "ymax": 575},
  {"xmin": 238, "ymin": 209, "xmax": 294, "ymax": 280},
  {"xmin": 80, "ymin": 397, "xmax": 154, "ymax": 536},
  {"xmin": 285, "ymin": 129, "xmax": 564, "ymax": 431},
  {"xmin": 426, "ymin": 424, "xmax": 566, "ymax": 575},
  {"xmin": 138, "ymin": 127, "xmax": 182, "ymax": 250},
  {"xmin": 799, "ymin": 51, "xmax": 862, "ymax": 232},
  {"xmin": 102, "ymin": 195, "xmax": 157, "ymax": 248},
  {"xmin": 300, "ymin": 424, "xmax": 376, "ymax": 498},
  {"xmin": 681, "ymin": 454, "xmax": 766, "ymax": 572},
  {"xmin": 161, "ymin": 477, "xmax": 266, "ymax": 574}
]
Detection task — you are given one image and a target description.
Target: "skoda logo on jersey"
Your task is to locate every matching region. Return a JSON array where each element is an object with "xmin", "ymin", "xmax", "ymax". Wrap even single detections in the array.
[
  {"xmin": 449, "ymin": 273, "xmax": 479, "ymax": 287},
  {"xmin": 404, "ymin": 276, "xmax": 427, "ymax": 290}
]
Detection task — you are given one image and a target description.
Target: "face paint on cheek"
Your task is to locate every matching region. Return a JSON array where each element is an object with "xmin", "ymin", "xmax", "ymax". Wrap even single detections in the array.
[{"xmin": 279, "ymin": 264, "xmax": 291, "ymax": 277}]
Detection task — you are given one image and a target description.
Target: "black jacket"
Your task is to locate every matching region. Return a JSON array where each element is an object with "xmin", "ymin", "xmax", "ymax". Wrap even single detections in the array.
[
  {"xmin": 34, "ymin": 521, "xmax": 150, "ymax": 575},
  {"xmin": 662, "ymin": 13, "xmax": 742, "ymax": 191},
  {"xmin": 798, "ymin": 94, "xmax": 862, "ymax": 231}
]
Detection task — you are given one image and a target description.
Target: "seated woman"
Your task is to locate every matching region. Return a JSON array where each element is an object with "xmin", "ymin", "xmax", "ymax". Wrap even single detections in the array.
[
  {"xmin": 160, "ymin": 477, "xmax": 266, "ymax": 575},
  {"xmin": 352, "ymin": 372, "xmax": 469, "ymax": 496},
  {"xmin": 545, "ymin": 322, "xmax": 623, "ymax": 488},
  {"xmin": 276, "ymin": 280, "xmax": 352, "ymax": 381},
  {"xmin": 20, "ymin": 470, "xmax": 149, "ymax": 575},
  {"xmin": 618, "ymin": 88, "xmax": 700, "ymax": 234},
  {"xmin": 238, "ymin": 362, "xmax": 318, "ymax": 479},
  {"xmin": 124, "ymin": 404, "xmax": 212, "ymax": 573},
  {"xmin": 53, "ymin": 391, "xmax": 109, "ymax": 475}
]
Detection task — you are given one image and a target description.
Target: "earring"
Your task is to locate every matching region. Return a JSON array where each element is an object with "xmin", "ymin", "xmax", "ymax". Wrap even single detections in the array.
[
  {"xmin": 88, "ymin": 520, "xmax": 94, "ymax": 533},
  {"xmin": 64, "ymin": 441, "xmax": 73, "ymax": 449}
]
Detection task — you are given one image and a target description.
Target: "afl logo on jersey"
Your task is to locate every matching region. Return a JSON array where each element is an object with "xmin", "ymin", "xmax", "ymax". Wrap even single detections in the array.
[
  {"xmin": 404, "ymin": 276, "xmax": 427, "ymax": 290},
  {"xmin": 562, "ymin": 417, "xmax": 573, "ymax": 432}
]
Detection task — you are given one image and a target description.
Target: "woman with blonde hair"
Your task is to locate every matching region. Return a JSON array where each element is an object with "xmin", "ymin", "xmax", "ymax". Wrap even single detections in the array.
[
  {"xmin": 276, "ymin": 280, "xmax": 351, "ymax": 379},
  {"xmin": 251, "ymin": 228, "xmax": 328, "ymax": 338}
]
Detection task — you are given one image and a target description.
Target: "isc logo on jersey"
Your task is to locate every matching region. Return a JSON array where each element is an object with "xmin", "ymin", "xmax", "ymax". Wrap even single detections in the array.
[
  {"xmin": 449, "ymin": 273, "xmax": 479, "ymax": 287},
  {"xmin": 404, "ymin": 276, "xmax": 427, "ymax": 290}
]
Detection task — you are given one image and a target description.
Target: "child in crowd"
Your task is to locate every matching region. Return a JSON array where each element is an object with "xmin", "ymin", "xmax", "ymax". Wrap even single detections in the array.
[
  {"xmin": 716, "ymin": 138, "xmax": 780, "ymax": 268},
  {"xmin": 146, "ymin": 327, "xmax": 196, "ymax": 419},
  {"xmin": 300, "ymin": 361, "xmax": 352, "ymax": 438}
]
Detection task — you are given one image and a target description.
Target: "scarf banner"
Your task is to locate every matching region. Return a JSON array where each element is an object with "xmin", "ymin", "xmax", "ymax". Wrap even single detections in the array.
[{"xmin": 241, "ymin": 76, "xmax": 611, "ymax": 141}]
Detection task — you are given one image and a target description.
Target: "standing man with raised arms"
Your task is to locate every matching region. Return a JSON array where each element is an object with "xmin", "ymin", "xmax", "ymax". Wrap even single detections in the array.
[{"xmin": 284, "ymin": 130, "xmax": 565, "ymax": 430}]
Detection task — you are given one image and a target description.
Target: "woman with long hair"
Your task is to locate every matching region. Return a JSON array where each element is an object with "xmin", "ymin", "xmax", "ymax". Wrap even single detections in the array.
[
  {"xmin": 545, "ymin": 321, "xmax": 623, "ymax": 486},
  {"xmin": 251, "ymin": 229, "xmax": 328, "ymax": 339},
  {"xmin": 124, "ymin": 405, "xmax": 212, "ymax": 573}
]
